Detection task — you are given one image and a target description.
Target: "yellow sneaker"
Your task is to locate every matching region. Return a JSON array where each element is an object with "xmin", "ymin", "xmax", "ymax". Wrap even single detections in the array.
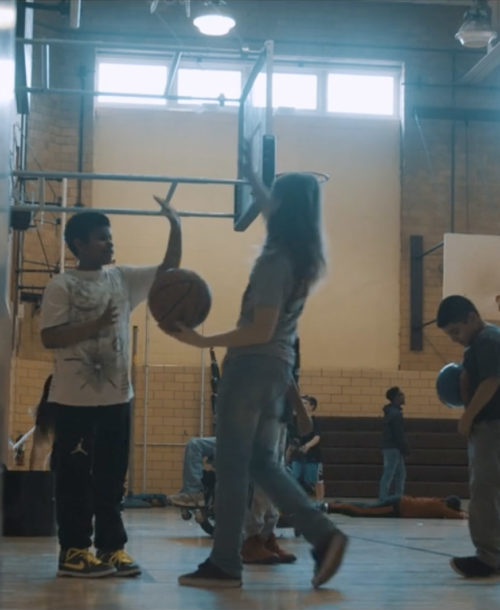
[
  {"xmin": 58, "ymin": 548, "xmax": 116, "ymax": 578},
  {"xmin": 96, "ymin": 549, "xmax": 141, "ymax": 577}
]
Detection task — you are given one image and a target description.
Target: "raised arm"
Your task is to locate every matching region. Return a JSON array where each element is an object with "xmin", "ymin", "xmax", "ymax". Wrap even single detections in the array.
[{"xmin": 154, "ymin": 196, "xmax": 182, "ymax": 270}]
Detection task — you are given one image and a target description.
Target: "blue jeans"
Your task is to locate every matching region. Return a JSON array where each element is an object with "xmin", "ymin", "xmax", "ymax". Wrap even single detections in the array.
[
  {"xmin": 378, "ymin": 448, "xmax": 406, "ymax": 501},
  {"xmin": 290, "ymin": 461, "xmax": 320, "ymax": 486},
  {"xmin": 468, "ymin": 420, "xmax": 500, "ymax": 568},
  {"xmin": 180, "ymin": 437, "xmax": 216, "ymax": 494},
  {"xmin": 243, "ymin": 425, "xmax": 288, "ymax": 539},
  {"xmin": 210, "ymin": 355, "xmax": 339, "ymax": 577}
]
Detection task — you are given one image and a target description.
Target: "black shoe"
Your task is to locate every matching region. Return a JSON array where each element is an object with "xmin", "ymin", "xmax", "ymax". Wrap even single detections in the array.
[
  {"xmin": 96, "ymin": 549, "xmax": 141, "ymax": 577},
  {"xmin": 311, "ymin": 530, "xmax": 348, "ymax": 588},
  {"xmin": 450, "ymin": 556, "xmax": 497, "ymax": 578},
  {"xmin": 178, "ymin": 559, "xmax": 242, "ymax": 588}
]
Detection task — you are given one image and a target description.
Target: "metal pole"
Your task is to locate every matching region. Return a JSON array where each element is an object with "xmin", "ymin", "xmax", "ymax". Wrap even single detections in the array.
[
  {"xmin": 199, "ymin": 325, "xmax": 206, "ymax": 438},
  {"xmin": 265, "ymin": 40, "xmax": 274, "ymax": 136},
  {"xmin": 12, "ymin": 204, "xmax": 234, "ymax": 219},
  {"xmin": 410, "ymin": 235, "xmax": 424, "ymax": 351},
  {"xmin": 76, "ymin": 65, "xmax": 87, "ymax": 205},
  {"xmin": 165, "ymin": 52, "xmax": 182, "ymax": 97},
  {"xmin": 128, "ymin": 326, "xmax": 138, "ymax": 495},
  {"xmin": 418, "ymin": 241, "xmax": 444, "ymax": 258},
  {"xmin": 13, "ymin": 169, "xmax": 244, "ymax": 186},
  {"xmin": 19, "ymin": 87, "xmax": 241, "ymax": 104},
  {"xmin": 40, "ymin": 43, "xmax": 50, "ymax": 89},
  {"xmin": 17, "ymin": 37, "xmax": 263, "ymax": 56},
  {"xmin": 450, "ymin": 54, "xmax": 456, "ymax": 233},
  {"xmin": 60, "ymin": 179, "xmax": 67, "ymax": 272},
  {"xmin": 142, "ymin": 308, "xmax": 150, "ymax": 493}
]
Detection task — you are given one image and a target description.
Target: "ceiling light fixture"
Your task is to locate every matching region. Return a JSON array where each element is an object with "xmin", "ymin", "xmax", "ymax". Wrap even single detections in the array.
[
  {"xmin": 193, "ymin": 0, "xmax": 235, "ymax": 36},
  {"xmin": 455, "ymin": 0, "xmax": 497, "ymax": 49}
]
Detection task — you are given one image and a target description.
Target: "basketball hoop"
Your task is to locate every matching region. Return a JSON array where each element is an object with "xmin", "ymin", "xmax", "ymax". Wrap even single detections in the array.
[{"xmin": 276, "ymin": 171, "xmax": 330, "ymax": 184}]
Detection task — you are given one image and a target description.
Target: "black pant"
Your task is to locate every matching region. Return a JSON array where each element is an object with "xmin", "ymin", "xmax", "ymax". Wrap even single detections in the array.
[{"xmin": 52, "ymin": 402, "xmax": 130, "ymax": 550}]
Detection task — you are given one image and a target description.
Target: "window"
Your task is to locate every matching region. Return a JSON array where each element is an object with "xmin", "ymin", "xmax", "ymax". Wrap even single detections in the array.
[
  {"xmin": 0, "ymin": 59, "xmax": 15, "ymax": 103},
  {"xmin": 97, "ymin": 61, "xmax": 168, "ymax": 105},
  {"xmin": 177, "ymin": 68, "xmax": 241, "ymax": 105},
  {"xmin": 253, "ymin": 72, "xmax": 317, "ymax": 110},
  {"xmin": 327, "ymin": 72, "xmax": 396, "ymax": 117},
  {"xmin": 94, "ymin": 53, "xmax": 400, "ymax": 120}
]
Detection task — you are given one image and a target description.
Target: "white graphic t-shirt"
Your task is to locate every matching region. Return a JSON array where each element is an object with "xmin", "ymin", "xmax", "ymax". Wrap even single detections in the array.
[{"xmin": 40, "ymin": 265, "xmax": 157, "ymax": 406}]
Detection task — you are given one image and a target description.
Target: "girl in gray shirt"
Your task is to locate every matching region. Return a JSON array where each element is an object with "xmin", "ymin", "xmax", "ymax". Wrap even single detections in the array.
[{"xmin": 171, "ymin": 157, "xmax": 347, "ymax": 589}]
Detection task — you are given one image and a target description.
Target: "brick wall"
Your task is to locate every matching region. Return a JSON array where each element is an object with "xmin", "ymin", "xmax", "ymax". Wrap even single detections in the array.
[{"xmin": 10, "ymin": 358, "xmax": 456, "ymax": 493}]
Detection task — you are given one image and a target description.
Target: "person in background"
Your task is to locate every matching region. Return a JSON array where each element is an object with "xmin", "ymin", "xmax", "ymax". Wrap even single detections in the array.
[
  {"xmin": 437, "ymin": 295, "xmax": 500, "ymax": 578},
  {"xmin": 288, "ymin": 395, "xmax": 322, "ymax": 497},
  {"xmin": 327, "ymin": 494, "xmax": 467, "ymax": 519},
  {"xmin": 378, "ymin": 386, "xmax": 409, "ymax": 501}
]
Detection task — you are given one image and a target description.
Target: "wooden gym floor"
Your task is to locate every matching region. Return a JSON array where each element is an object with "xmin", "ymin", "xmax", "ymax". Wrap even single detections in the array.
[{"xmin": 1, "ymin": 505, "xmax": 500, "ymax": 610}]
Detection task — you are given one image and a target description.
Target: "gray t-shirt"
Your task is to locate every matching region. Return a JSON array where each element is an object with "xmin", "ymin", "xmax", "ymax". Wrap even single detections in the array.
[
  {"xmin": 226, "ymin": 246, "xmax": 306, "ymax": 365},
  {"xmin": 463, "ymin": 323, "xmax": 500, "ymax": 422}
]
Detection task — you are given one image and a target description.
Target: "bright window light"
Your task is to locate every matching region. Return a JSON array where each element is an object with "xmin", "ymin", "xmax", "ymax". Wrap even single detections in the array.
[
  {"xmin": 0, "ymin": 59, "xmax": 14, "ymax": 103},
  {"xmin": 97, "ymin": 62, "xmax": 167, "ymax": 105},
  {"xmin": 328, "ymin": 73, "xmax": 395, "ymax": 116},
  {"xmin": 253, "ymin": 73, "xmax": 317, "ymax": 110},
  {"xmin": 177, "ymin": 68, "xmax": 241, "ymax": 105}
]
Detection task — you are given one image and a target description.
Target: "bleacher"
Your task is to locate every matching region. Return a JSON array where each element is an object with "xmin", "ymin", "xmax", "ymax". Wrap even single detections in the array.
[{"xmin": 319, "ymin": 416, "xmax": 469, "ymax": 499}]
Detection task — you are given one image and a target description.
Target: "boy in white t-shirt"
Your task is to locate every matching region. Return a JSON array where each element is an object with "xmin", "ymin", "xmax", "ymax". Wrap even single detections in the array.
[{"xmin": 40, "ymin": 200, "xmax": 180, "ymax": 578}]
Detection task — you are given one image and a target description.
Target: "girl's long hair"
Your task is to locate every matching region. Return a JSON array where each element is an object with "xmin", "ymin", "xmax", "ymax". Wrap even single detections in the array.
[{"xmin": 265, "ymin": 172, "xmax": 326, "ymax": 292}]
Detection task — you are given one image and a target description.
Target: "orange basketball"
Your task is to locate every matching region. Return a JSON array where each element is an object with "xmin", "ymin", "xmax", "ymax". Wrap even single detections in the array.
[{"xmin": 148, "ymin": 268, "xmax": 211, "ymax": 333}]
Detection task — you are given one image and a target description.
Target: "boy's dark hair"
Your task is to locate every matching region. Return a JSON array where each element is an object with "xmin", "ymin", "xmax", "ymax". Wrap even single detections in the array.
[
  {"xmin": 301, "ymin": 394, "xmax": 317, "ymax": 410},
  {"xmin": 444, "ymin": 495, "xmax": 461, "ymax": 511},
  {"xmin": 436, "ymin": 295, "xmax": 479, "ymax": 328},
  {"xmin": 385, "ymin": 386, "xmax": 400, "ymax": 402},
  {"xmin": 64, "ymin": 211, "xmax": 110, "ymax": 256}
]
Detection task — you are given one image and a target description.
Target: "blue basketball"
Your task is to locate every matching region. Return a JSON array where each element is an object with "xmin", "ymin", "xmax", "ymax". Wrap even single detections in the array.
[{"xmin": 436, "ymin": 363, "xmax": 464, "ymax": 408}]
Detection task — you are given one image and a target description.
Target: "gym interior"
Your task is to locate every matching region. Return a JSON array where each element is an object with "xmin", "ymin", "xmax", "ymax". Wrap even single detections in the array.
[{"xmin": 2, "ymin": 1, "xmax": 500, "ymax": 608}]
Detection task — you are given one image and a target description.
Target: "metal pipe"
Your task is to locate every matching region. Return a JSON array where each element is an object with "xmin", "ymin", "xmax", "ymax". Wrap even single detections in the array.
[
  {"xmin": 76, "ymin": 66, "xmax": 87, "ymax": 205},
  {"xmin": 422, "ymin": 318, "xmax": 437, "ymax": 328},
  {"xmin": 16, "ymin": 36, "xmax": 465, "ymax": 57},
  {"xmin": 16, "ymin": 268, "xmax": 56, "ymax": 273},
  {"xmin": 13, "ymin": 170, "xmax": 244, "ymax": 186},
  {"xmin": 129, "ymin": 326, "xmax": 138, "ymax": 493},
  {"xmin": 12, "ymin": 204, "xmax": 234, "ymax": 219},
  {"xmin": 265, "ymin": 40, "xmax": 274, "ymax": 136},
  {"xmin": 418, "ymin": 241, "xmax": 444, "ymax": 258},
  {"xmin": 11, "ymin": 427, "xmax": 35, "ymax": 451},
  {"xmin": 60, "ymin": 179, "xmax": 67, "ymax": 272},
  {"xmin": 17, "ymin": 37, "xmax": 263, "ymax": 55},
  {"xmin": 199, "ymin": 331, "xmax": 206, "ymax": 438},
  {"xmin": 450, "ymin": 54, "xmax": 457, "ymax": 233},
  {"xmin": 165, "ymin": 52, "xmax": 182, "ymax": 97},
  {"xmin": 37, "ymin": 177, "xmax": 45, "ymax": 208},
  {"xmin": 19, "ymin": 87, "xmax": 240, "ymax": 103},
  {"xmin": 70, "ymin": 0, "xmax": 81, "ymax": 29},
  {"xmin": 142, "ymin": 307, "xmax": 151, "ymax": 493},
  {"xmin": 40, "ymin": 43, "xmax": 50, "ymax": 89}
]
